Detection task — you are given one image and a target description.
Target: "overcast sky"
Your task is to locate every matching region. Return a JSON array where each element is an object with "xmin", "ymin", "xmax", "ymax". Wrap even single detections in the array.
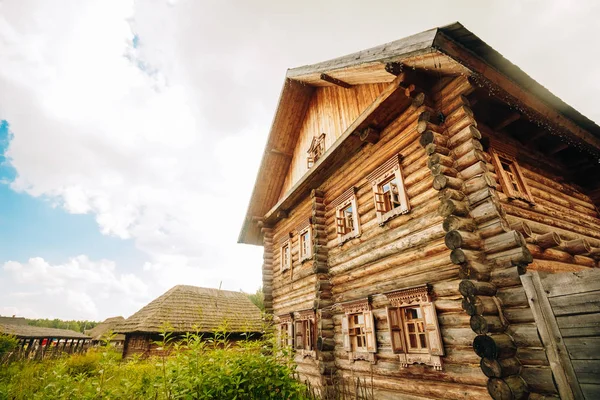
[{"xmin": 1, "ymin": 0, "xmax": 598, "ymax": 321}]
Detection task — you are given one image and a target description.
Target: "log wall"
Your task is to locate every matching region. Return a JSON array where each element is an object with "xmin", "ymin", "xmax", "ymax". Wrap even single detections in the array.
[
  {"xmin": 279, "ymin": 83, "xmax": 388, "ymax": 198},
  {"xmin": 480, "ymin": 127, "xmax": 600, "ymax": 275}
]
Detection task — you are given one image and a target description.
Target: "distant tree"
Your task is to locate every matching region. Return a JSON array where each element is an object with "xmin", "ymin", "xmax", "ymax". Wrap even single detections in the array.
[
  {"xmin": 27, "ymin": 319, "xmax": 99, "ymax": 333},
  {"xmin": 246, "ymin": 287, "xmax": 264, "ymax": 311}
]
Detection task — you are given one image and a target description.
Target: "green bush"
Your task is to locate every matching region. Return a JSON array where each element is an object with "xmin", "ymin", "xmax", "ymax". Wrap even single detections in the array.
[
  {"xmin": 0, "ymin": 332, "xmax": 314, "ymax": 399},
  {"xmin": 0, "ymin": 334, "xmax": 18, "ymax": 356}
]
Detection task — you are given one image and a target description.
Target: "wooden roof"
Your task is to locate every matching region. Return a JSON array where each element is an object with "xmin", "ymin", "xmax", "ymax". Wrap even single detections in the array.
[
  {"xmin": 239, "ymin": 22, "xmax": 600, "ymax": 245},
  {"xmin": 85, "ymin": 316, "xmax": 125, "ymax": 341},
  {"xmin": 0, "ymin": 323, "xmax": 90, "ymax": 339},
  {"xmin": 0, "ymin": 316, "xmax": 28, "ymax": 326},
  {"xmin": 116, "ymin": 285, "xmax": 263, "ymax": 334}
]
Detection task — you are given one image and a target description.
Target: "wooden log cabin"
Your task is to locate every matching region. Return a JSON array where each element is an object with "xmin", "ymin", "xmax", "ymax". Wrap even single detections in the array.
[
  {"xmin": 239, "ymin": 22, "xmax": 600, "ymax": 399},
  {"xmin": 116, "ymin": 285, "xmax": 263, "ymax": 359}
]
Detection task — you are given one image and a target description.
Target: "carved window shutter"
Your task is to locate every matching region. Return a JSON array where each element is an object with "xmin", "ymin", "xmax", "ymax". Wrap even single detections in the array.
[
  {"xmin": 336, "ymin": 217, "xmax": 346, "ymax": 234},
  {"xmin": 294, "ymin": 321, "xmax": 304, "ymax": 350},
  {"xmin": 512, "ymin": 161, "xmax": 534, "ymax": 202},
  {"xmin": 341, "ymin": 315, "xmax": 351, "ymax": 352},
  {"xmin": 287, "ymin": 322, "xmax": 294, "ymax": 347},
  {"xmin": 364, "ymin": 311, "xmax": 377, "ymax": 353},
  {"xmin": 386, "ymin": 307, "xmax": 405, "ymax": 353},
  {"xmin": 421, "ymin": 303, "xmax": 444, "ymax": 356},
  {"xmin": 374, "ymin": 192, "xmax": 387, "ymax": 213}
]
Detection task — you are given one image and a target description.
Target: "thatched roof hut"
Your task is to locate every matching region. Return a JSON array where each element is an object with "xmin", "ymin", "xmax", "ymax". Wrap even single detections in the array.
[
  {"xmin": 0, "ymin": 323, "xmax": 89, "ymax": 340},
  {"xmin": 117, "ymin": 285, "xmax": 263, "ymax": 358},
  {"xmin": 85, "ymin": 316, "xmax": 125, "ymax": 344}
]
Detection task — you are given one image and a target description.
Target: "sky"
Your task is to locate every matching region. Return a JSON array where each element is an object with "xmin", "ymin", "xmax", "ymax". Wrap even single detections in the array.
[{"xmin": 1, "ymin": 0, "xmax": 599, "ymax": 321}]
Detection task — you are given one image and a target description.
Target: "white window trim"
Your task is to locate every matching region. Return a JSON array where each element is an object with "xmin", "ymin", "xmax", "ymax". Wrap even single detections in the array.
[
  {"xmin": 299, "ymin": 226, "xmax": 312, "ymax": 262},
  {"xmin": 367, "ymin": 154, "xmax": 410, "ymax": 225},
  {"xmin": 341, "ymin": 298, "xmax": 377, "ymax": 363},
  {"xmin": 384, "ymin": 285, "xmax": 444, "ymax": 370},
  {"xmin": 280, "ymin": 240, "xmax": 291, "ymax": 272},
  {"xmin": 335, "ymin": 195, "xmax": 360, "ymax": 244}
]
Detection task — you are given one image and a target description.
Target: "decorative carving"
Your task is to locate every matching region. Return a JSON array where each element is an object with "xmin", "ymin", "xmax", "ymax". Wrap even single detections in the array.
[
  {"xmin": 278, "ymin": 313, "xmax": 293, "ymax": 324},
  {"xmin": 341, "ymin": 298, "xmax": 371, "ymax": 314},
  {"xmin": 385, "ymin": 284, "xmax": 431, "ymax": 307}
]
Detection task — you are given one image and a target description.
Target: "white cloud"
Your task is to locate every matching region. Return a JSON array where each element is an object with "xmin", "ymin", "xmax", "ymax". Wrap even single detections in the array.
[
  {"xmin": 0, "ymin": 0, "xmax": 598, "ymax": 320},
  {"xmin": 2, "ymin": 256, "xmax": 149, "ymax": 320}
]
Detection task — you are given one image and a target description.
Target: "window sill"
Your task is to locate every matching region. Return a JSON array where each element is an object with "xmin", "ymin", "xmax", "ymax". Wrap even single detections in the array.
[
  {"xmin": 338, "ymin": 232, "xmax": 360, "ymax": 246},
  {"xmin": 298, "ymin": 349, "xmax": 316, "ymax": 358},
  {"xmin": 377, "ymin": 207, "xmax": 409, "ymax": 226},
  {"xmin": 398, "ymin": 353, "xmax": 442, "ymax": 370},
  {"xmin": 300, "ymin": 256, "xmax": 312, "ymax": 264},
  {"xmin": 349, "ymin": 351, "xmax": 376, "ymax": 364}
]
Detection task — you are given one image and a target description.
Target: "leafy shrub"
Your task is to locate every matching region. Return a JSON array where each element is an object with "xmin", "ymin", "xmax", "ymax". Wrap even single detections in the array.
[
  {"xmin": 0, "ymin": 331, "xmax": 314, "ymax": 399},
  {"xmin": 0, "ymin": 334, "xmax": 18, "ymax": 356}
]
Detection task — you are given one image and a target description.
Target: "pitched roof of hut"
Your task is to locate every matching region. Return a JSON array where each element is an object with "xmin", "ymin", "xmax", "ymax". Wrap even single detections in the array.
[
  {"xmin": 0, "ymin": 316, "xmax": 28, "ymax": 326},
  {"xmin": 116, "ymin": 285, "xmax": 263, "ymax": 334},
  {"xmin": 238, "ymin": 22, "xmax": 600, "ymax": 245},
  {"xmin": 85, "ymin": 316, "xmax": 126, "ymax": 341},
  {"xmin": 0, "ymin": 323, "xmax": 90, "ymax": 339}
]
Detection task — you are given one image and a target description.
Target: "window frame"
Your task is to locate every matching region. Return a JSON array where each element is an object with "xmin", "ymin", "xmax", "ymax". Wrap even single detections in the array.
[
  {"xmin": 491, "ymin": 149, "xmax": 534, "ymax": 204},
  {"xmin": 367, "ymin": 154, "xmax": 410, "ymax": 225},
  {"xmin": 298, "ymin": 225, "xmax": 312, "ymax": 262},
  {"xmin": 278, "ymin": 314, "xmax": 294, "ymax": 349},
  {"xmin": 341, "ymin": 298, "xmax": 376, "ymax": 363},
  {"xmin": 307, "ymin": 133, "xmax": 326, "ymax": 169},
  {"xmin": 384, "ymin": 285, "xmax": 444, "ymax": 370},
  {"xmin": 293, "ymin": 309, "xmax": 316, "ymax": 357},
  {"xmin": 280, "ymin": 240, "xmax": 291, "ymax": 272}
]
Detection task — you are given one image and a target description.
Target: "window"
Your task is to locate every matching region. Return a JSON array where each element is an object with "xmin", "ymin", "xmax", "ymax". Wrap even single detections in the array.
[
  {"xmin": 278, "ymin": 314, "xmax": 294, "ymax": 348},
  {"xmin": 491, "ymin": 149, "xmax": 534, "ymax": 204},
  {"xmin": 294, "ymin": 310, "xmax": 315, "ymax": 355},
  {"xmin": 341, "ymin": 298, "xmax": 376, "ymax": 362},
  {"xmin": 280, "ymin": 240, "xmax": 291, "ymax": 272},
  {"xmin": 297, "ymin": 220, "xmax": 312, "ymax": 262},
  {"xmin": 332, "ymin": 187, "xmax": 360, "ymax": 244},
  {"xmin": 385, "ymin": 285, "xmax": 444, "ymax": 370},
  {"xmin": 307, "ymin": 133, "xmax": 326, "ymax": 169},
  {"xmin": 367, "ymin": 154, "xmax": 409, "ymax": 224}
]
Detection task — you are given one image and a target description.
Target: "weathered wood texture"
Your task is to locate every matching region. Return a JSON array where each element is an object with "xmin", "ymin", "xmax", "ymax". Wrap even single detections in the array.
[
  {"xmin": 522, "ymin": 270, "xmax": 600, "ymax": 399},
  {"xmin": 280, "ymin": 83, "xmax": 388, "ymax": 197}
]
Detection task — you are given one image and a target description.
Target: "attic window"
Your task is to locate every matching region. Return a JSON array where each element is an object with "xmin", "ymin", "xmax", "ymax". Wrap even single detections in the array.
[
  {"xmin": 307, "ymin": 133, "xmax": 326, "ymax": 169},
  {"xmin": 331, "ymin": 187, "xmax": 360, "ymax": 244},
  {"xmin": 384, "ymin": 285, "xmax": 444, "ymax": 370},
  {"xmin": 366, "ymin": 154, "xmax": 410, "ymax": 225},
  {"xmin": 490, "ymin": 149, "xmax": 534, "ymax": 204}
]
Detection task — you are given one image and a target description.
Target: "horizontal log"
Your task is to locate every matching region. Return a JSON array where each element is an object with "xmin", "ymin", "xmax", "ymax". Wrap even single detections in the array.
[
  {"xmin": 452, "ymin": 138, "xmax": 483, "ymax": 159},
  {"xmin": 470, "ymin": 315, "xmax": 504, "ymax": 334},
  {"xmin": 431, "ymin": 164, "xmax": 459, "ymax": 178},
  {"xmin": 510, "ymin": 221, "xmax": 533, "ymax": 238},
  {"xmin": 484, "ymin": 231, "xmax": 526, "ymax": 255},
  {"xmin": 558, "ymin": 238, "xmax": 591, "ymax": 255},
  {"xmin": 425, "ymin": 143, "xmax": 450, "ymax": 156},
  {"xmin": 427, "ymin": 152, "xmax": 454, "ymax": 168},
  {"xmin": 459, "ymin": 261, "xmax": 491, "ymax": 281},
  {"xmin": 481, "ymin": 357, "xmax": 522, "ymax": 378},
  {"xmin": 450, "ymin": 248, "xmax": 486, "ymax": 264},
  {"xmin": 462, "ymin": 296, "xmax": 499, "ymax": 316},
  {"xmin": 438, "ymin": 188, "xmax": 466, "ymax": 201},
  {"xmin": 487, "ymin": 375, "xmax": 528, "ymax": 400},
  {"xmin": 473, "ymin": 333, "xmax": 517, "ymax": 360},
  {"xmin": 460, "ymin": 280, "xmax": 497, "ymax": 297},
  {"xmin": 419, "ymin": 130, "xmax": 447, "ymax": 148},
  {"xmin": 461, "ymin": 161, "xmax": 489, "ymax": 181},
  {"xmin": 433, "ymin": 175, "xmax": 463, "ymax": 191},
  {"xmin": 438, "ymin": 199, "xmax": 470, "ymax": 217},
  {"xmin": 445, "ymin": 105, "xmax": 475, "ymax": 129},
  {"xmin": 445, "ymin": 230, "xmax": 482, "ymax": 250},
  {"xmin": 443, "ymin": 216, "xmax": 477, "ymax": 232},
  {"xmin": 447, "ymin": 125, "xmax": 482, "ymax": 149}
]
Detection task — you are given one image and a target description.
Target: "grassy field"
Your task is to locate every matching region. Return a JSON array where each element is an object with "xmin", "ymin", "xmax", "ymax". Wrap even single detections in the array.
[{"xmin": 0, "ymin": 332, "xmax": 314, "ymax": 400}]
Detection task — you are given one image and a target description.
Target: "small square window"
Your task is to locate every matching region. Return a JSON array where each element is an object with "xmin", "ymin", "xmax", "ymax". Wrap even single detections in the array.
[
  {"xmin": 367, "ymin": 154, "xmax": 409, "ymax": 225},
  {"xmin": 491, "ymin": 149, "xmax": 534, "ymax": 204}
]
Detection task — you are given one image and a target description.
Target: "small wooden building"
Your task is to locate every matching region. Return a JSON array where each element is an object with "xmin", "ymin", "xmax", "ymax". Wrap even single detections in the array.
[
  {"xmin": 85, "ymin": 316, "xmax": 125, "ymax": 347},
  {"xmin": 0, "ymin": 322, "xmax": 91, "ymax": 361},
  {"xmin": 239, "ymin": 22, "xmax": 600, "ymax": 399},
  {"xmin": 117, "ymin": 285, "xmax": 263, "ymax": 359}
]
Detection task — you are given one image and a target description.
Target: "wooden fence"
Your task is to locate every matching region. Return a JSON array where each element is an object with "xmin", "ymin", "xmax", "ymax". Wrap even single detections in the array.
[{"xmin": 521, "ymin": 270, "xmax": 600, "ymax": 399}]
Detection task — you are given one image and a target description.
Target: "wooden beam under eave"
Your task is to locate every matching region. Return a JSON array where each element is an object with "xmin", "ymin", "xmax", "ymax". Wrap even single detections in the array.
[
  {"xmin": 547, "ymin": 141, "xmax": 570, "ymax": 156},
  {"xmin": 434, "ymin": 32, "xmax": 600, "ymax": 156},
  {"xmin": 493, "ymin": 112, "xmax": 520, "ymax": 131},
  {"xmin": 263, "ymin": 71, "xmax": 417, "ymax": 225},
  {"xmin": 270, "ymin": 148, "xmax": 293, "ymax": 158},
  {"xmin": 320, "ymin": 73, "xmax": 352, "ymax": 89},
  {"xmin": 522, "ymin": 129, "xmax": 547, "ymax": 146}
]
